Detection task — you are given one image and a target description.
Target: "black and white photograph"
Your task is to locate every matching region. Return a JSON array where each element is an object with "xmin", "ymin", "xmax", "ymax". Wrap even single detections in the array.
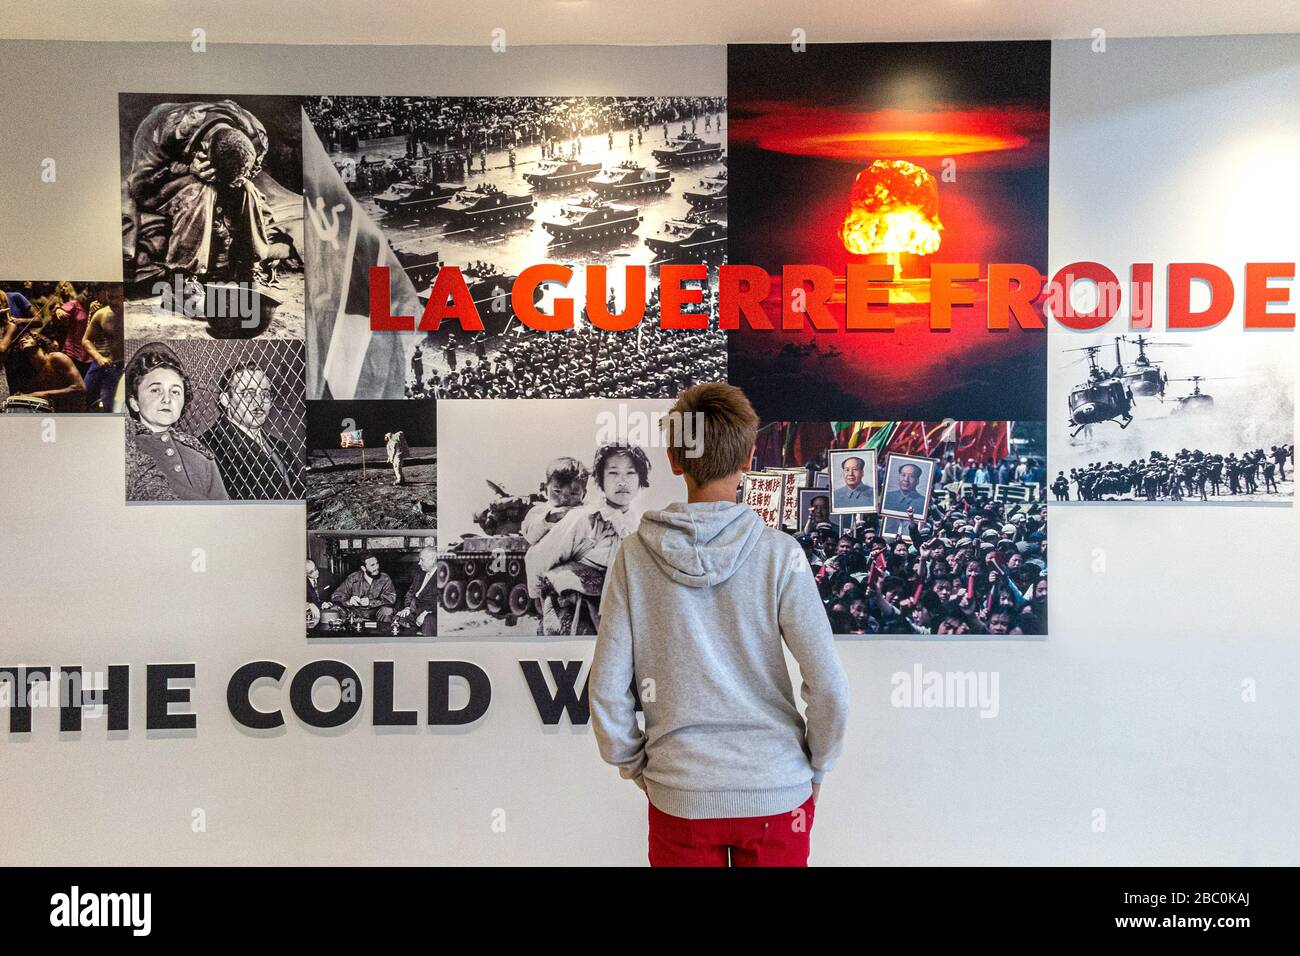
[
  {"xmin": 827, "ymin": 448, "xmax": 878, "ymax": 515},
  {"xmin": 879, "ymin": 453, "xmax": 938, "ymax": 518},
  {"xmin": 123, "ymin": 338, "xmax": 305, "ymax": 502},
  {"xmin": 0, "ymin": 281, "xmax": 124, "ymax": 413},
  {"xmin": 302, "ymin": 95, "xmax": 727, "ymax": 400},
  {"xmin": 436, "ymin": 398, "xmax": 678, "ymax": 636},
  {"xmin": 306, "ymin": 398, "xmax": 436, "ymax": 530},
  {"xmin": 119, "ymin": 93, "xmax": 305, "ymax": 340},
  {"xmin": 1051, "ymin": 332, "xmax": 1295, "ymax": 503},
  {"xmin": 306, "ymin": 531, "xmax": 439, "ymax": 638}
]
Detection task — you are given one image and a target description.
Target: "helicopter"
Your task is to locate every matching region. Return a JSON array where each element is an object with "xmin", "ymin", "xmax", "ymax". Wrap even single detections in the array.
[
  {"xmin": 1111, "ymin": 335, "xmax": 1188, "ymax": 398},
  {"xmin": 1166, "ymin": 375, "xmax": 1229, "ymax": 414},
  {"xmin": 1064, "ymin": 345, "xmax": 1135, "ymax": 436}
]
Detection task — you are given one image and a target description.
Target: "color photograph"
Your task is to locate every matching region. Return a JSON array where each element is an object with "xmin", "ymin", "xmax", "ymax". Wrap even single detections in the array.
[
  {"xmin": 0, "ymin": 281, "xmax": 124, "ymax": 413},
  {"xmin": 755, "ymin": 419, "xmax": 1046, "ymax": 636},
  {"xmin": 727, "ymin": 41, "xmax": 1050, "ymax": 421},
  {"xmin": 827, "ymin": 449, "xmax": 878, "ymax": 514}
]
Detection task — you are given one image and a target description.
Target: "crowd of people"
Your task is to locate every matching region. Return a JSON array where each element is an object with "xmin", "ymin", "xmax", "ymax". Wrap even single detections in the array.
[
  {"xmin": 0, "ymin": 281, "xmax": 123, "ymax": 412},
  {"xmin": 407, "ymin": 288, "xmax": 726, "ymax": 399},
  {"xmin": 792, "ymin": 488, "xmax": 1048, "ymax": 636},
  {"xmin": 1062, "ymin": 445, "xmax": 1294, "ymax": 501},
  {"xmin": 937, "ymin": 452, "xmax": 1046, "ymax": 489},
  {"xmin": 309, "ymin": 95, "xmax": 723, "ymax": 195},
  {"xmin": 306, "ymin": 94, "xmax": 725, "ymax": 158}
]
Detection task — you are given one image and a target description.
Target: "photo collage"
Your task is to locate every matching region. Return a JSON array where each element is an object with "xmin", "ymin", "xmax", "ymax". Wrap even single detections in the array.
[{"xmin": 8, "ymin": 41, "xmax": 1291, "ymax": 643}]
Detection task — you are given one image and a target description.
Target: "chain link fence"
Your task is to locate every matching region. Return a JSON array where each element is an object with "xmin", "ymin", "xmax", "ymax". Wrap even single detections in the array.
[{"xmin": 125, "ymin": 337, "xmax": 306, "ymax": 500}]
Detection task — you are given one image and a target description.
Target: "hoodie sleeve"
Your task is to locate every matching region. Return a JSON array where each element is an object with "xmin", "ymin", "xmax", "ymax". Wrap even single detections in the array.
[
  {"xmin": 777, "ymin": 543, "xmax": 850, "ymax": 784},
  {"xmin": 589, "ymin": 545, "xmax": 647, "ymax": 790}
]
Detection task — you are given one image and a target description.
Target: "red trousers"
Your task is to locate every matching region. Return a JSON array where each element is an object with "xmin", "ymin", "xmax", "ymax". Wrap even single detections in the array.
[{"xmin": 647, "ymin": 794, "xmax": 816, "ymax": 867}]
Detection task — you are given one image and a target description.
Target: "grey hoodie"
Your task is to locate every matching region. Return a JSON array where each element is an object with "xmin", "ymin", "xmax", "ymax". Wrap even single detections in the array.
[{"xmin": 590, "ymin": 500, "xmax": 851, "ymax": 819}]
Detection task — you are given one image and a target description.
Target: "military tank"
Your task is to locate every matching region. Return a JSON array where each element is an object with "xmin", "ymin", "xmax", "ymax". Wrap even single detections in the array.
[
  {"xmin": 395, "ymin": 249, "xmax": 442, "ymax": 289},
  {"xmin": 436, "ymin": 480, "xmax": 541, "ymax": 623},
  {"xmin": 415, "ymin": 261, "xmax": 542, "ymax": 336},
  {"xmin": 651, "ymin": 135, "xmax": 723, "ymax": 166},
  {"xmin": 644, "ymin": 209, "xmax": 727, "ymax": 261},
  {"xmin": 437, "ymin": 183, "xmax": 535, "ymax": 226},
  {"xmin": 683, "ymin": 168, "xmax": 727, "ymax": 211},
  {"xmin": 541, "ymin": 194, "xmax": 641, "ymax": 243},
  {"xmin": 523, "ymin": 158, "xmax": 602, "ymax": 191},
  {"xmin": 373, "ymin": 179, "xmax": 462, "ymax": 215},
  {"xmin": 587, "ymin": 161, "xmax": 673, "ymax": 198}
]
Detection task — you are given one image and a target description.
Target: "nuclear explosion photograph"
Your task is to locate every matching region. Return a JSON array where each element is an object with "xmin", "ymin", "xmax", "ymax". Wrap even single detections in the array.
[{"xmin": 725, "ymin": 41, "xmax": 1051, "ymax": 421}]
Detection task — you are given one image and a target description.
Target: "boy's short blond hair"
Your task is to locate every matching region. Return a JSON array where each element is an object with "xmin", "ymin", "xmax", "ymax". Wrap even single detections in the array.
[{"xmin": 663, "ymin": 382, "xmax": 759, "ymax": 486}]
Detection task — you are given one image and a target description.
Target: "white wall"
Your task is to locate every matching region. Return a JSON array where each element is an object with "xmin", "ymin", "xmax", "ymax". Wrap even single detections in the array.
[{"xmin": 1, "ymin": 35, "xmax": 1298, "ymax": 865}]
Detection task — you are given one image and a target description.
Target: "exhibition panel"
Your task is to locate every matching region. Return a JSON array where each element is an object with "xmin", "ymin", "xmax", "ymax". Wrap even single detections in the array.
[{"xmin": 0, "ymin": 24, "xmax": 1297, "ymax": 873}]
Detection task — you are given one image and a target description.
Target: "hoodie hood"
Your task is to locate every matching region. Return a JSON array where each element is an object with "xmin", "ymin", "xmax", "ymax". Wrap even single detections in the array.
[{"xmin": 635, "ymin": 501, "xmax": 767, "ymax": 587}]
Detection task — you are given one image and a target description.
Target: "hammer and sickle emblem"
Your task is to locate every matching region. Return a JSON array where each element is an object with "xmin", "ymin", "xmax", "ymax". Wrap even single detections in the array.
[{"xmin": 307, "ymin": 194, "xmax": 346, "ymax": 249}]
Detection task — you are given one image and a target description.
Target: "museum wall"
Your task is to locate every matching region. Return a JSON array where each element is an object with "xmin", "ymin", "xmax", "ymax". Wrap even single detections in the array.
[{"xmin": 0, "ymin": 36, "xmax": 1297, "ymax": 865}]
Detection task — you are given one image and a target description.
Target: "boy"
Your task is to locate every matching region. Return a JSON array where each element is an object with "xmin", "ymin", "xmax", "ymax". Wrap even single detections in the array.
[
  {"xmin": 521, "ymin": 456, "xmax": 590, "ymax": 544},
  {"xmin": 590, "ymin": 383, "xmax": 850, "ymax": 866}
]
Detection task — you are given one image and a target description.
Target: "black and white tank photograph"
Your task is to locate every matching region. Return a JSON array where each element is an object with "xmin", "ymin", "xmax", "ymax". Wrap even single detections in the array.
[
  {"xmin": 302, "ymin": 95, "xmax": 727, "ymax": 400},
  {"xmin": 1049, "ymin": 331, "xmax": 1294, "ymax": 503},
  {"xmin": 435, "ymin": 398, "xmax": 680, "ymax": 636}
]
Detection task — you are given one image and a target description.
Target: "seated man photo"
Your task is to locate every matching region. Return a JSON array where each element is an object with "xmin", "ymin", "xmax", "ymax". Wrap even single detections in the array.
[
  {"xmin": 330, "ymin": 554, "xmax": 397, "ymax": 624},
  {"xmin": 306, "ymin": 559, "xmax": 333, "ymax": 606},
  {"xmin": 394, "ymin": 546, "xmax": 439, "ymax": 635}
]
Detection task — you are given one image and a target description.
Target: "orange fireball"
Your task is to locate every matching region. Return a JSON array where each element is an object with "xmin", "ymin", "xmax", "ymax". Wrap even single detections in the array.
[{"xmin": 839, "ymin": 160, "xmax": 943, "ymax": 267}]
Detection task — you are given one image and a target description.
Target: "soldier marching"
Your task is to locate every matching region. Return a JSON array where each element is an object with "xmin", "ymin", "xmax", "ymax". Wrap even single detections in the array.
[{"xmin": 1070, "ymin": 444, "xmax": 1294, "ymax": 501}]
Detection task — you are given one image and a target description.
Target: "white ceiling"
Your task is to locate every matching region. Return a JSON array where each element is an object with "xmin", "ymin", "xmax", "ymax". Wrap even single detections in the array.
[{"xmin": 3, "ymin": 0, "xmax": 1298, "ymax": 46}]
